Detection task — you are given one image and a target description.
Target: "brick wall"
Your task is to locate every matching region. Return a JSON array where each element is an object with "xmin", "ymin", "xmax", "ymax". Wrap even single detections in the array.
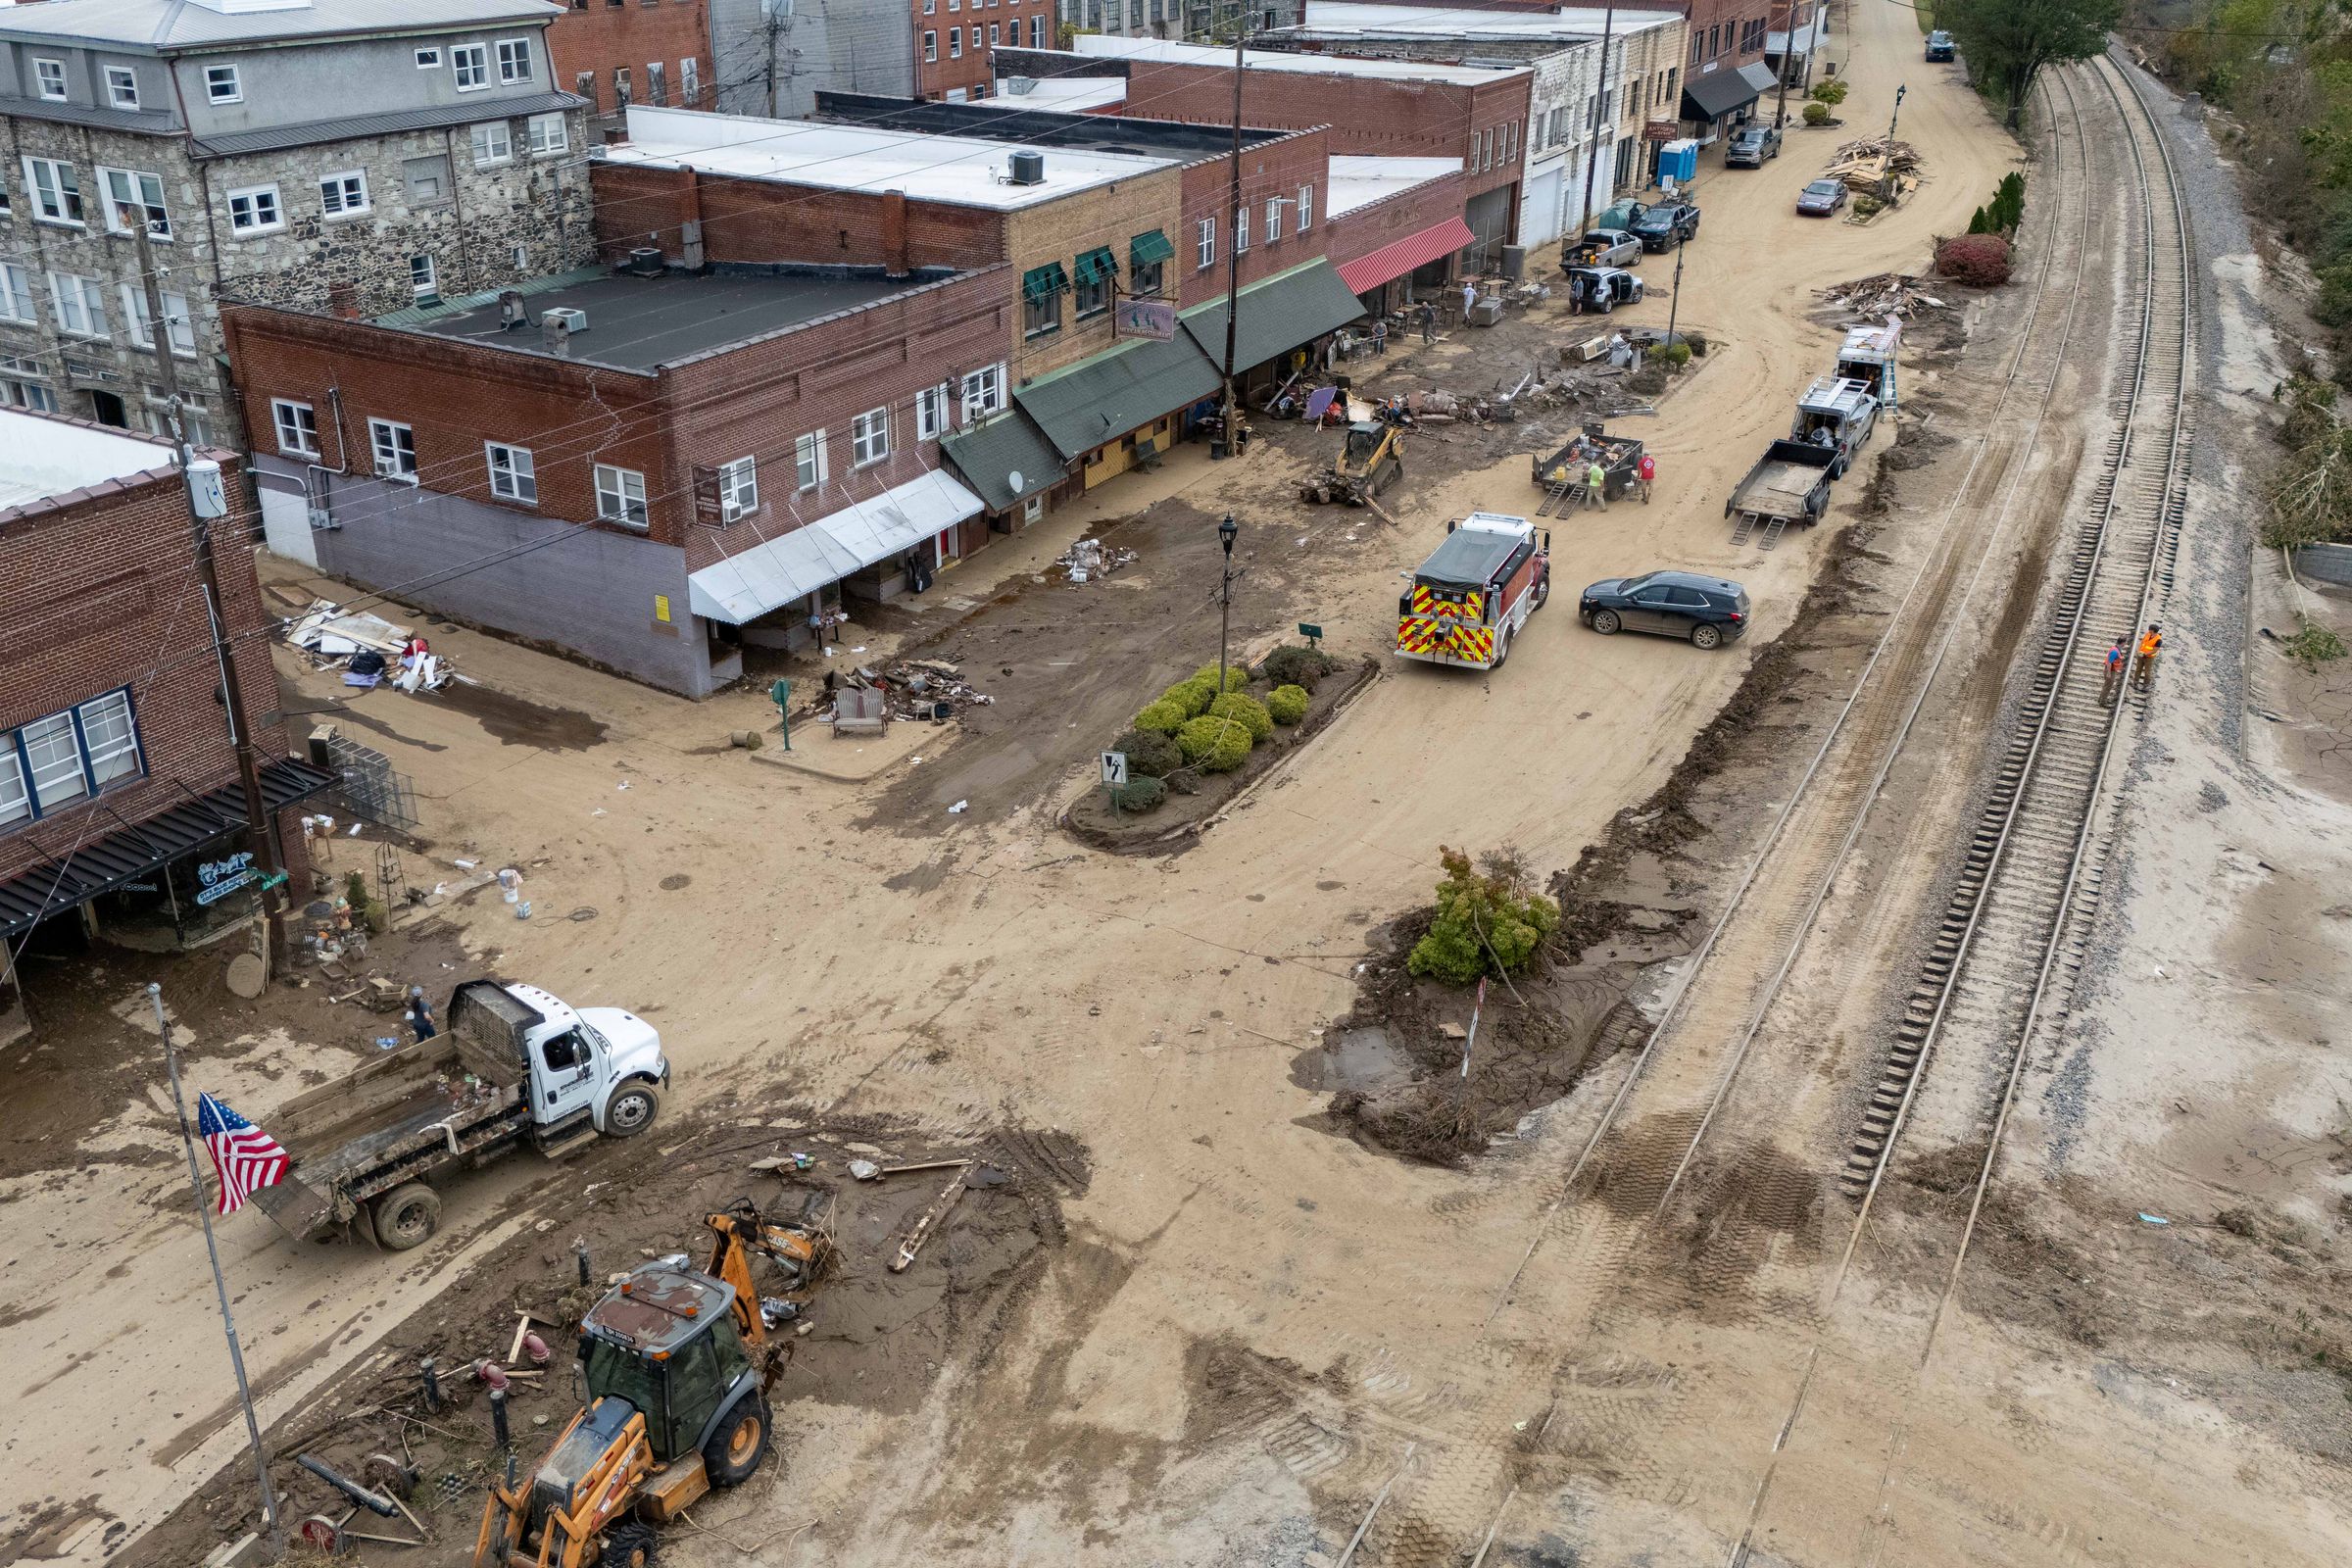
[
  {"xmin": 548, "ymin": 0, "xmax": 715, "ymax": 126},
  {"xmin": 590, "ymin": 163, "xmax": 1010, "ymax": 271},
  {"xmin": 914, "ymin": 0, "xmax": 1055, "ymax": 101},
  {"xmin": 1684, "ymin": 0, "xmax": 1777, "ymax": 74},
  {"xmin": 0, "ymin": 424, "xmax": 293, "ymax": 888},
  {"xmin": 1001, "ymin": 166, "xmax": 1183, "ymax": 379},
  {"xmin": 1323, "ymin": 167, "xmax": 1468, "ymax": 270},
  {"xmin": 1171, "ymin": 127, "xmax": 1329, "ymax": 309}
]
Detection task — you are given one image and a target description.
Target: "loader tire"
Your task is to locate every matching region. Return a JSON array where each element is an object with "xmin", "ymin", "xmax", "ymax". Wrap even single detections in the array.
[
  {"xmin": 602, "ymin": 1521, "xmax": 660, "ymax": 1567},
  {"xmin": 703, "ymin": 1394, "xmax": 770, "ymax": 1488},
  {"xmin": 373, "ymin": 1184, "xmax": 440, "ymax": 1251}
]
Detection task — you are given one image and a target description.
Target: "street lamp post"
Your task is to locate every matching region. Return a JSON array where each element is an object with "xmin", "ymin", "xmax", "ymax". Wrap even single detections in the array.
[
  {"xmin": 1880, "ymin": 84, "xmax": 1907, "ymax": 204},
  {"xmin": 1216, "ymin": 514, "xmax": 1239, "ymax": 697},
  {"xmin": 1663, "ymin": 230, "xmax": 1687, "ymax": 358}
]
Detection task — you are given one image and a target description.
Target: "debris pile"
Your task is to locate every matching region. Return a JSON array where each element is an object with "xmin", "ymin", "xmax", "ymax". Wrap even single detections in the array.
[
  {"xmin": 1056, "ymin": 537, "xmax": 1138, "ymax": 583},
  {"xmin": 287, "ymin": 599, "xmax": 454, "ymax": 694},
  {"xmin": 1824, "ymin": 136, "xmax": 1923, "ymax": 197},
  {"xmin": 813, "ymin": 659, "xmax": 996, "ymax": 728},
  {"xmin": 1816, "ymin": 272, "xmax": 1948, "ymax": 318}
]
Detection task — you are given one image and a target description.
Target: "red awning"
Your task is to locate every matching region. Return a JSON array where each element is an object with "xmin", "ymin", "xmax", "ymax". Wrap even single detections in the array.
[{"xmin": 1336, "ymin": 217, "xmax": 1477, "ymax": 294}]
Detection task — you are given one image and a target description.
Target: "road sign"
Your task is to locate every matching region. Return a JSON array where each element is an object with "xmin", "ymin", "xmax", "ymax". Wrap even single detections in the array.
[
  {"xmin": 1298, "ymin": 622, "xmax": 1323, "ymax": 644},
  {"xmin": 1100, "ymin": 751, "xmax": 1129, "ymax": 787}
]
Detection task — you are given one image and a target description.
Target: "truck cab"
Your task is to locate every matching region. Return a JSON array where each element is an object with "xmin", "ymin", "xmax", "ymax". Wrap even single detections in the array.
[
  {"xmin": 455, "ymin": 981, "xmax": 668, "ymax": 1138},
  {"xmin": 1789, "ymin": 376, "xmax": 1881, "ymax": 477}
]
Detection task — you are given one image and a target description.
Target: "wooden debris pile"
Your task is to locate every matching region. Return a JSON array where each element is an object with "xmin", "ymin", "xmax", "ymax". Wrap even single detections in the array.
[
  {"xmin": 1816, "ymin": 272, "xmax": 1948, "ymax": 318},
  {"xmin": 1824, "ymin": 135, "xmax": 1923, "ymax": 197}
]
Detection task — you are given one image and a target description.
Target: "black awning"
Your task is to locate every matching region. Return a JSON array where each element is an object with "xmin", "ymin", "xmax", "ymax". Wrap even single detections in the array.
[
  {"xmin": 1683, "ymin": 62, "xmax": 1770, "ymax": 122},
  {"xmin": 0, "ymin": 759, "xmax": 334, "ymax": 938}
]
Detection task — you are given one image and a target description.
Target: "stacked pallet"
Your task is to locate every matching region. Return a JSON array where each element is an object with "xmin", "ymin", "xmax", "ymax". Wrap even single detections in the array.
[
  {"xmin": 1824, "ymin": 135, "xmax": 1924, "ymax": 197},
  {"xmin": 1816, "ymin": 272, "xmax": 1947, "ymax": 318}
]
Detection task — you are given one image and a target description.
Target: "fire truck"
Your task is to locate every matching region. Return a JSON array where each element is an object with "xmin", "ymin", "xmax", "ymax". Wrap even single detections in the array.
[{"xmin": 1395, "ymin": 512, "xmax": 1551, "ymax": 671}]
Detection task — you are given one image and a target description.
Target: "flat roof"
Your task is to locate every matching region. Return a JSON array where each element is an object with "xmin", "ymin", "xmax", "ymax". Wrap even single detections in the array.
[
  {"xmin": 1328, "ymin": 156, "xmax": 1461, "ymax": 217},
  {"xmin": 0, "ymin": 0, "xmax": 562, "ymax": 53},
  {"xmin": 610, "ymin": 106, "xmax": 1178, "ymax": 211},
  {"xmin": 813, "ymin": 91, "xmax": 1281, "ymax": 159},
  {"xmin": 995, "ymin": 76, "xmax": 1128, "ymax": 113},
  {"xmin": 0, "ymin": 410, "xmax": 177, "ymax": 516},
  {"xmin": 1068, "ymin": 33, "xmax": 1530, "ymax": 84},
  {"xmin": 387, "ymin": 269, "xmax": 931, "ymax": 372},
  {"xmin": 1297, "ymin": 3, "xmax": 1685, "ymax": 41}
]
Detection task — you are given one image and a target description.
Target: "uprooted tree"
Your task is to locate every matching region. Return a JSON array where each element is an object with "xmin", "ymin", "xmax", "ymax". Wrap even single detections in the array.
[
  {"xmin": 1407, "ymin": 848, "xmax": 1561, "ymax": 986},
  {"xmin": 1940, "ymin": 0, "xmax": 2121, "ymax": 127}
]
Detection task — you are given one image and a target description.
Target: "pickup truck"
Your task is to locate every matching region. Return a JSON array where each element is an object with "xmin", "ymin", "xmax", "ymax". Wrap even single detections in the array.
[
  {"xmin": 1790, "ymin": 374, "xmax": 1882, "ymax": 477},
  {"xmin": 1564, "ymin": 228, "xmax": 1642, "ymax": 269},
  {"xmin": 253, "ymin": 980, "xmax": 669, "ymax": 1250},
  {"xmin": 1534, "ymin": 423, "xmax": 1645, "ymax": 508},
  {"xmin": 1631, "ymin": 202, "xmax": 1701, "ymax": 252},
  {"xmin": 1725, "ymin": 440, "xmax": 1838, "ymax": 534}
]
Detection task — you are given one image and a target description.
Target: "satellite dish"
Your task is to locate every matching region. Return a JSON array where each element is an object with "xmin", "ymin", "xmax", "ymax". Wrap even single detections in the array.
[{"xmin": 1007, "ymin": 469, "xmax": 1024, "ymax": 495}]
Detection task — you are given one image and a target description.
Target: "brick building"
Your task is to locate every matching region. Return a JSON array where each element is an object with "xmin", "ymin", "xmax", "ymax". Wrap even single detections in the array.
[
  {"xmin": 1001, "ymin": 35, "xmax": 1531, "ymax": 267},
  {"xmin": 0, "ymin": 0, "xmax": 593, "ymax": 442},
  {"xmin": 546, "ymin": 0, "xmax": 716, "ymax": 141},
  {"xmin": 0, "ymin": 409, "xmax": 327, "ymax": 1044},
  {"xmin": 1322, "ymin": 156, "xmax": 1468, "ymax": 313},
  {"xmin": 913, "ymin": 0, "xmax": 1055, "ymax": 103}
]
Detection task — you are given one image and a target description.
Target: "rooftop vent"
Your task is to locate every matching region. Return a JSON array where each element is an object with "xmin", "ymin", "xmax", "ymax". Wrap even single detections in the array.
[
  {"xmin": 1006, "ymin": 151, "xmax": 1046, "ymax": 186},
  {"xmin": 499, "ymin": 291, "xmax": 527, "ymax": 330},
  {"xmin": 544, "ymin": 307, "xmax": 589, "ymax": 334}
]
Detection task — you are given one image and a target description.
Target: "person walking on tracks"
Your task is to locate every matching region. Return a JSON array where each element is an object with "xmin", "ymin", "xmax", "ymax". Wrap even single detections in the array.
[
  {"xmin": 1584, "ymin": 458, "xmax": 1608, "ymax": 512},
  {"xmin": 2132, "ymin": 623, "xmax": 2163, "ymax": 691},
  {"xmin": 1636, "ymin": 452, "xmax": 1656, "ymax": 504},
  {"xmin": 2099, "ymin": 635, "xmax": 2129, "ymax": 707}
]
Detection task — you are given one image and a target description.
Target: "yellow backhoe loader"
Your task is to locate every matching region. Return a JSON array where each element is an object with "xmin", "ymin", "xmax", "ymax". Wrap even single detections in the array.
[
  {"xmin": 1301, "ymin": 419, "xmax": 1403, "ymax": 506},
  {"xmin": 472, "ymin": 1202, "xmax": 826, "ymax": 1567}
]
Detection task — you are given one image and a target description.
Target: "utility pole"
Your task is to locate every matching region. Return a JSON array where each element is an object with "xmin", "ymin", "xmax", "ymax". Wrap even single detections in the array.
[
  {"xmin": 134, "ymin": 217, "xmax": 287, "ymax": 961},
  {"xmin": 1880, "ymin": 83, "xmax": 1907, "ymax": 203},
  {"xmin": 1218, "ymin": 9, "xmax": 1244, "ymax": 459},
  {"xmin": 153, "ymin": 984, "xmax": 286, "ymax": 1554},
  {"xmin": 1577, "ymin": 0, "xmax": 1618, "ymax": 239},
  {"xmin": 1663, "ymin": 229, "xmax": 1687, "ymax": 353},
  {"xmin": 1773, "ymin": 0, "xmax": 1799, "ymax": 127}
]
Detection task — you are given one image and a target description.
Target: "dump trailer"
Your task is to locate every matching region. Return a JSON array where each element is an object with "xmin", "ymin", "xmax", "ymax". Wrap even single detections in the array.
[
  {"xmin": 1833, "ymin": 319, "xmax": 1900, "ymax": 408},
  {"xmin": 1789, "ymin": 375, "xmax": 1882, "ymax": 477},
  {"xmin": 1725, "ymin": 440, "xmax": 1837, "ymax": 548},
  {"xmin": 1533, "ymin": 423, "xmax": 1645, "ymax": 515},
  {"xmin": 254, "ymin": 980, "xmax": 668, "ymax": 1251},
  {"xmin": 1395, "ymin": 512, "xmax": 1551, "ymax": 671}
]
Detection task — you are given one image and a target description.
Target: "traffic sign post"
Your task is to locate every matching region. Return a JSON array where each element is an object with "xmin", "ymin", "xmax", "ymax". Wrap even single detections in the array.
[
  {"xmin": 1101, "ymin": 750, "xmax": 1128, "ymax": 815},
  {"xmin": 770, "ymin": 679, "xmax": 793, "ymax": 750}
]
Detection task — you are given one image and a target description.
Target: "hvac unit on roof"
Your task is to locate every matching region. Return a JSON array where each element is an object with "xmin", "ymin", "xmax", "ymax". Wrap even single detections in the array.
[
  {"xmin": 1006, "ymin": 151, "xmax": 1046, "ymax": 186},
  {"xmin": 543, "ymin": 307, "xmax": 590, "ymax": 333}
]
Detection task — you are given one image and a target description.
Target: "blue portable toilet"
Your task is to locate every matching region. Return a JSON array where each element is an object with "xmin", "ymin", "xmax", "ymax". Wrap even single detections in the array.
[{"xmin": 1656, "ymin": 138, "xmax": 1700, "ymax": 187}]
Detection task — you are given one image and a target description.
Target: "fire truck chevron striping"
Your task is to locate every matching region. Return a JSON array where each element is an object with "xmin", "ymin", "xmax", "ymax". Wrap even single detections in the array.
[{"xmin": 1395, "ymin": 513, "xmax": 1550, "ymax": 672}]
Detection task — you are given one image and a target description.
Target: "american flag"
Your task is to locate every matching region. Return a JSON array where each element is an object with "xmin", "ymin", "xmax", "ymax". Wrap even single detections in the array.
[{"xmin": 197, "ymin": 1093, "xmax": 289, "ymax": 1215}]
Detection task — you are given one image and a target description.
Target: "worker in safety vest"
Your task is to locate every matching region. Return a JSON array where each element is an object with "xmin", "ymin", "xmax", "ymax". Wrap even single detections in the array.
[
  {"xmin": 2099, "ymin": 636, "xmax": 2128, "ymax": 707},
  {"xmin": 1584, "ymin": 459, "xmax": 1608, "ymax": 512},
  {"xmin": 1636, "ymin": 453, "xmax": 1656, "ymax": 503},
  {"xmin": 2132, "ymin": 624, "xmax": 2163, "ymax": 690}
]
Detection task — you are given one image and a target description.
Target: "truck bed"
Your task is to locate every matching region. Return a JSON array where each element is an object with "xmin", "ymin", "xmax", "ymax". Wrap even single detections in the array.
[{"xmin": 1727, "ymin": 441, "xmax": 1836, "ymax": 519}]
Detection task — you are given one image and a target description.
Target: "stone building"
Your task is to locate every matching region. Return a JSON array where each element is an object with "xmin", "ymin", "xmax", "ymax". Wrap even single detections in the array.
[{"xmin": 0, "ymin": 0, "xmax": 592, "ymax": 443}]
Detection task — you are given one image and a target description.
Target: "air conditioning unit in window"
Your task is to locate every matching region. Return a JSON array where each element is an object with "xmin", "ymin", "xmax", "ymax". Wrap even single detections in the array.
[{"xmin": 543, "ymin": 307, "xmax": 589, "ymax": 333}]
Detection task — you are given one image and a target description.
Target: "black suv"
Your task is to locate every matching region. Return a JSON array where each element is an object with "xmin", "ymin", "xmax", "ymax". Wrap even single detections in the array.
[
  {"xmin": 1579, "ymin": 570, "xmax": 1750, "ymax": 649},
  {"xmin": 1630, "ymin": 202, "xmax": 1701, "ymax": 252},
  {"xmin": 1926, "ymin": 30, "xmax": 1956, "ymax": 61}
]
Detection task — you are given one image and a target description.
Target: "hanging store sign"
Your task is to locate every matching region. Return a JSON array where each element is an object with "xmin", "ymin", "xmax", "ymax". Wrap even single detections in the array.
[{"xmin": 1114, "ymin": 297, "xmax": 1177, "ymax": 342}]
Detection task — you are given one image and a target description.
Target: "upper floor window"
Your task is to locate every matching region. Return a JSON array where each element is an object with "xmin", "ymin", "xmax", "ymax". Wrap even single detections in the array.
[
  {"xmin": 527, "ymin": 113, "xmax": 567, "ymax": 156},
  {"xmin": 121, "ymin": 284, "xmax": 195, "ymax": 355},
  {"xmin": 225, "ymin": 182, "xmax": 281, "ymax": 235},
  {"xmin": 23, "ymin": 158, "xmax": 83, "ymax": 225},
  {"xmin": 923, "ymin": 30, "xmax": 937, "ymax": 62},
  {"xmin": 0, "ymin": 264, "xmax": 33, "ymax": 323},
  {"xmin": 99, "ymin": 168, "xmax": 169, "ymax": 238},
  {"xmin": 497, "ymin": 38, "xmax": 533, "ymax": 84},
  {"xmin": 851, "ymin": 407, "xmax": 890, "ymax": 467},
  {"xmin": 271, "ymin": 398, "xmax": 318, "ymax": 456},
  {"xmin": 725, "ymin": 453, "xmax": 763, "ymax": 514},
  {"xmin": 453, "ymin": 43, "xmax": 490, "ymax": 90},
  {"xmin": 959, "ymin": 363, "xmax": 1004, "ymax": 421},
  {"xmin": 105, "ymin": 68, "xmax": 139, "ymax": 110},
  {"xmin": 370, "ymin": 418, "xmax": 417, "ymax": 481},
  {"xmin": 409, "ymin": 252, "xmax": 438, "ymax": 298},
  {"xmin": 205, "ymin": 65, "xmax": 242, "ymax": 103},
  {"xmin": 2, "ymin": 691, "xmax": 144, "ymax": 829},
  {"xmin": 415, "ymin": 47, "xmax": 443, "ymax": 69},
  {"xmin": 470, "ymin": 122, "xmax": 513, "ymax": 165},
  {"xmin": 1297, "ymin": 183, "xmax": 1312, "ymax": 231},
  {"xmin": 791, "ymin": 433, "xmax": 823, "ymax": 491},
  {"xmin": 595, "ymin": 464, "xmax": 649, "ymax": 528},
  {"xmin": 915, "ymin": 382, "xmax": 950, "ymax": 441},
  {"xmin": 486, "ymin": 440, "xmax": 537, "ymax": 504},
  {"xmin": 32, "ymin": 59, "xmax": 66, "ymax": 102},
  {"xmin": 46, "ymin": 271, "xmax": 107, "ymax": 338},
  {"xmin": 1197, "ymin": 218, "xmax": 1214, "ymax": 270}
]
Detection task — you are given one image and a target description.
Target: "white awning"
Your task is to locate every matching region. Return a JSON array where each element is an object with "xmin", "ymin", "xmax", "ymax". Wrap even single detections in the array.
[{"xmin": 686, "ymin": 468, "xmax": 983, "ymax": 623}]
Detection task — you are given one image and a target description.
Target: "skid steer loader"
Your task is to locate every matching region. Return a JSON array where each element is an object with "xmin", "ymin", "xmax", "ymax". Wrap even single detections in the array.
[
  {"xmin": 1301, "ymin": 420, "xmax": 1403, "ymax": 506},
  {"xmin": 472, "ymin": 1202, "xmax": 827, "ymax": 1567}
]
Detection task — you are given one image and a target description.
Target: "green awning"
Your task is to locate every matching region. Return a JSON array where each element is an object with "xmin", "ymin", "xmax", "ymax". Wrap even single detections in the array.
[
  {"xmin": 1129, "ymin": 229, "xmax": 1175, "ymax": 269},
  {"xmin": 1073, "ymin": 247, "xmax": 1118, "ymax": 286},
  {"xmin": 942, "ymin": 410, "xmax": 1066, "ymax": 513},
  {"xmin": 1013, "ymin": 332, "xmax": 1222, "ymax": 463},
  {"xmin": 1179, "ymin": 260, "xmax": 1365, "ymax": 375},
  {"xmin": 1021, "ymin": 263, "xmax": 1069, "ymax": 304}
]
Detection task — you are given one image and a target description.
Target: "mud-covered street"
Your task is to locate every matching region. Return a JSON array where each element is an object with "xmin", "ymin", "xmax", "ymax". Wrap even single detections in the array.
[{"xmin": 9, "ymin": 4, "xmax": 2352, "ymax": 1565}]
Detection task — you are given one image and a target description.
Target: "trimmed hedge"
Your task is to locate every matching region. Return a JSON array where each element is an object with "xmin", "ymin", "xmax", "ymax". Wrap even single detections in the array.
[
  {"xmin": 1192, "ymin": 662, "xmax": 1252, "ymax": 694},
  {"xmin": 1176, "ymin": 714, "xmax": 1253, "ymax": 772},
  {"xmin": 1168, "ymin": 677, "xmax": 1217, "ymax": 717},
  {"xmin": 1802, "ymin": 101, "xmax": 1833, "ymax": 127},
  {"xmin": 1133, "ymin": 699, "xmax": 1189, "ymax": 736},
  {"xmin": 1260, "ymin": 644, "xmax": 1337, "ymax": 691},
  {"xmin": 1267, "ymin": 684, "xmax": 1309, "ymax": 725},
  {"xmin": 1111, "ymin": 776, "xmax": 1168, "ymax": 812},
  {"xmin": 1208, "ymin": 692, "xmax": 1273, "ymax": 743},
  {"xmin": 1111, "ymin": 727, "xmax": 1182, "ymax": 778}
]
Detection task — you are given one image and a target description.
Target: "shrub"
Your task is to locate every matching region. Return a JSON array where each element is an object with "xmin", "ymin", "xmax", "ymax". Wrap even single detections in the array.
[
  {"xmin": 1110, "ymin": 776, "xmax": 1168, "ymax": 812},
  {"xmin": 1802, "ymin": 101, "xmax": 1833, "ymax": 127},
  {"xmin": 1853, "ymin": 194, "xmax": 1886, "ymax": 219},
  {"xmin": 2285, "ymin": 617, "xmax": 2348, "ymax": 669},
  {"xmin": 1165, "ymin": 677, "xmax": 1216, "ymax": 718},
  {"xmin": 1192, "ymin": 662, "xmax": 1251, "ymax": 694},
  {"xmin": 1810, "ymin": 77, "xmax": 1848, "ymax": 106},
  {"xmin": 1260, "ymin": 644, "xmax": 1338, "ymax": 691},
  {"xmin": 1405, "ymin": 848, "xmax": 1560, "ymax": 986},
  {"xmin": 1133, "ymin": 699, "xmax": 1189, "ymax": 736},
  {"xmin": 1967, "ymin": 205, "xmax": 1991, "ymax": 234},
  {"xmin": 1111, "ymin": 727, "xmax": 1182, "ymax": 778},
  {"xmin": 1176, "ymin": 714, "xmax": 1253, "ymax": 772},
  {"xmin": 1989, "ymin": 172, "xmax": 2026, "ymax": 233},
  {"xmin": 1267, "ymin": 684, "xmax": 1310, "ymax": 725},
  {"xmin": 1658, "ymin": 341, "xmax": 1692, "ymax": 370},
  {"xmin": 1681, "ymin": 329, "xmax": 1709, "ymax": 357},
  {"xmin": 1208, "ymin": 691, "xmax": 1273, "ymax": 742},
  {"xmin": 1935, "ymin": 232, "xmax": 2013, "ymax": 286}
]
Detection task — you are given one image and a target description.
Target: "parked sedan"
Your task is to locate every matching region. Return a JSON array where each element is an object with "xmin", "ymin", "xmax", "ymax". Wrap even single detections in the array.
[
  {"xmin": 1724, "ymin": 123, "xmax": 1782, "ymax": 168},
  {"xmin": 1796, "ymin": 178, "xmax": 1849, "ymax": 218},
  {"xmin": 1926, "ymin": 29, "xmax": 1956, "ymax": 62},
  {"xmin": 1579, "ymin": 570, "xmax": 1751, "ymax": 649},
  {"xmin": 1630, "ymin": 202, "xmax": 1701, "ymax": 251}
]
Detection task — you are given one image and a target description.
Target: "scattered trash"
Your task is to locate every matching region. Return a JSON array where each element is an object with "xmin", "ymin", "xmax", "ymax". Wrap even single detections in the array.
[
  {"xmin": 286, "ymin": 600, "xmax": 455, "ymax": 694},
  {"xmin": 847, "ymin": 1158, "xmax": 881, "ymax": 1181},
  {"xmin": 616, "ymin": 781, "xmax": 630, "ymax": 791},
  {"xmin": 2137, "ymin": 1212, "xmax": 2171, "ymax": 1226},
  {"xmin": 375, "ymin": 1037, "xmax": 399, "ymax": 1051},
  {"xmin": 1056, "ymin": 537, "xmax": 1138, "ymax": 583},
  {"xmin": 948, "ymin": 800, "xmax": 969, "ymax": 813},
  {"xmin": 1817, "ymin": 272, "xmax": 1947, "ymax": 318}
]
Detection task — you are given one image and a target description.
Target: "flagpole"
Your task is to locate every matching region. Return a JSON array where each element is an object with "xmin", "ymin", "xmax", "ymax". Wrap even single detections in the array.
[{"xmin": 152, "ymin": 983, "xmax": 284, "ymax": 1549}]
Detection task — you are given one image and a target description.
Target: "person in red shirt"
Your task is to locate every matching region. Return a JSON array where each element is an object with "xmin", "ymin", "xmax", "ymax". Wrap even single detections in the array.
[{"xmin": 1636, "ymin": 452, "xmax": 1656, "ymax": 504}]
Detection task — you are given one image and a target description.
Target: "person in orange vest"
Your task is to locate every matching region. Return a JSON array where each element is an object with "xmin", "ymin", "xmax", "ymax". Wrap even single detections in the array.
[
  {"xmin": 2132, "ymin": 623, "xmax": 2163, "ymax": 690},
  {"xmin": 2099, "ymin": 635, "xmax": 2128, "ymax": 707},
  {"xmin": 1636, "ymin": 452, "xmax": 1656, "ymax": 504}
]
